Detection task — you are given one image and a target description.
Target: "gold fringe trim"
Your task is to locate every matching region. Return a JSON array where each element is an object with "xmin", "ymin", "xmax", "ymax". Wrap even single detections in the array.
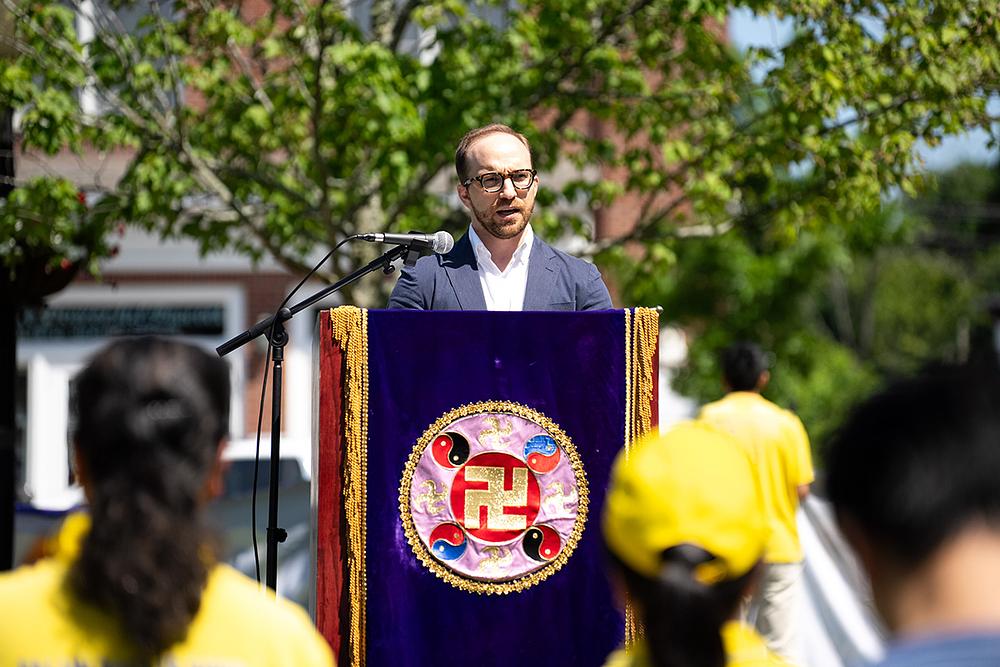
[
  {"xmin": 623, "ymin": 306, "xmax": 659, "ymax": 454},
  {"xmin": 632, "ymin": 307, "xmax": 659, "ymax": 441},
  {"xmin": 398, "ymin": 400, "xmax": 589, "ymax": 595},
  {"xmin": 624, "ymin": 609, "xmax": 646, "ymax": 649},
  {"xmin": 330, "ymin": 307, "xmax": 369, "ymax": 667},
  {"xmin": 623, "ymin": 307, "xmax": 660, "ymax": 647}
]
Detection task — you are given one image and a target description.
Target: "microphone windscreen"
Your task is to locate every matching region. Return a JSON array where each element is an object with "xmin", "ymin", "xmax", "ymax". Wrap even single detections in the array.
[{"xmin": 433, "ymin": 231, "xmax": 455, "ymax": 254}]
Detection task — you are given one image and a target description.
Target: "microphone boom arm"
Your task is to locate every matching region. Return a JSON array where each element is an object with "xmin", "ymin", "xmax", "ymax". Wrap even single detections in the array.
[
  {"xmin": 216, "ymin": 243, "xmax": 409, "ymax": 357},
  {"xmin": 214, "ymin": 239, "xmax": 414, "ymax": 592}
]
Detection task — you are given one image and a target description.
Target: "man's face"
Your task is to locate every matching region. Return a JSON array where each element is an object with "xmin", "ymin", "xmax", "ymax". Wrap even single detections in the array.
[{"xmin": 457, "ymin": 132, "xmax": 537, "ymax": 242}]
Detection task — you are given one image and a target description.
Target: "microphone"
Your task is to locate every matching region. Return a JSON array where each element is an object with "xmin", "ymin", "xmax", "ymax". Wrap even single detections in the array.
[{"xmin": 358, "ymin": 231, "xmax": 455, "ymax": 254}]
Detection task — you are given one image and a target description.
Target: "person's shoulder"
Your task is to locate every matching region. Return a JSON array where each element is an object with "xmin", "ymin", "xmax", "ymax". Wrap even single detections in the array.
[
  {"xmin": 742, "ymin": 392, "xmax": 798, "ymax": 420},
  {"xmin": 700, "ymin": 396, "xmax": 727, "ymax": 414},
  {"xmin": 778, "ymin": 404, "xmax": 804, "ymax": 423},
  {"xmin": 0, "ymin": 556, "xmax": 63, "ymax": 600},
  {"xmin": 748, "ymin": 397, "xmax": 807, "ymax": 440},
  {"xmin": 770, "ymin": 402, "xmax": 807, "ymax": 434},
  {"xmin": 199, "ymin": 564, "xmax": 332, "ymax": 664},
  {"xmin": 534, "ymin": 237, "xmax": 598, "ymax": 271},
  {"xmin": 405, "ymin": 250, "xmax": 448, "ymax": 274},
  {"xmin": 700, "ymin": 393, "xmax": 749, "ymax": 418},
  {"xmin": 207, "ymin": 565, "xmax": 307, "ymax": 618},
  {"xmin": 185, "ymin": 565, "xmax": 334, "ymax": 665},
  {"xmin": 201, "ymin": 566, "xmax": 321, "ymax": 639},
  {"xmin": 531, "ymin": 237, "xmax": 611, "ymax": 309},
  {"xmin": 402, "ymin": 233, "xmax": 476, "ymax": 277},
  {"xmin": 0, "ymin": 558, "xmax": 71, "ymax": 653},
  {"xmin": 601, "ymin": 642, "xmax": 651, "ymax": 667},
  {"xmin": 387, "ymin": 247, "xmax": 452, "ymax": 309}
]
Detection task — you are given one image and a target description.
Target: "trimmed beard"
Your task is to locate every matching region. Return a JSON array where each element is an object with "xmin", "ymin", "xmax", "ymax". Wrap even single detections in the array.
[{"xmin": 470, "ymin": 198, "xmax": 534, "ymax": 241}]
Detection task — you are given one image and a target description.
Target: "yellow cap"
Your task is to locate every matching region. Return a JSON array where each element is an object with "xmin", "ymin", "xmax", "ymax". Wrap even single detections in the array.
[{"xmin": 602, "ymin": 420, "xmax": 768, "ymax": 583}]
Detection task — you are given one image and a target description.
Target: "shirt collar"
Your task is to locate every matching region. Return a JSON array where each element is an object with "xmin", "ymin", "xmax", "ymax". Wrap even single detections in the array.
[
  {"xmin": 468, "ymin": 224, "xmax": 534, "ymax": 269},
  {"xmin": 726, "ymin": 391, "xmax": 766, "ymax": 402}
]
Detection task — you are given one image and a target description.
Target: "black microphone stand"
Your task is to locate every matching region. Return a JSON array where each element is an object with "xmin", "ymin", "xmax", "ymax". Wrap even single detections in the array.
[{"xmin": 216, "ymin": 242, "xmax": 417, "ymax": 591}]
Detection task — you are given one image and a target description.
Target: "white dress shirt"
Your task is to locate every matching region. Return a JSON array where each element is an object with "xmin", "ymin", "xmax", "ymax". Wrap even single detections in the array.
[{"xmin": 468, "ymin": 224, "xmax": 534, "ymax": 311}]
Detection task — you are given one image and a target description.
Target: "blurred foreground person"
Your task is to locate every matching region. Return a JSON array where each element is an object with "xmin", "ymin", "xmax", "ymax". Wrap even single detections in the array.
[
  {"xmin": 0, "ymin": 337, "xmax": 334, "ymax": 666},
  {"xmin": 700, "ymin": 342, "xmax": 813, "ymax": 663},
  {"xmin": 827, "ymin": 364, "xmax": 1000, "ymax": 666},
  {"xmin": 602, "ymin": 421, "xmax": 790, "ymax": 667}
]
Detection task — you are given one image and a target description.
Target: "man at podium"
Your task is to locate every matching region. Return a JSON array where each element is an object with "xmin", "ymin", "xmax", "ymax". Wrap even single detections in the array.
[{"xmin": 388, "ymin": 123, "xmax": 613, "ymax": 311}]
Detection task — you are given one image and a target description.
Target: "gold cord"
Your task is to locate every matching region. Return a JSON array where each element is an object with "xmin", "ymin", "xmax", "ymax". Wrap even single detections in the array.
[{"xmin": 624, "ymin": 308, "xmax": 633, "ymax": 459}]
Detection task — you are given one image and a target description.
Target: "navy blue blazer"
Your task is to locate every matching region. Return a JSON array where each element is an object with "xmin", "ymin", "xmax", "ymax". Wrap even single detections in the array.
[{"xmin": 387, "ymin": 232, "xmax": 613, "ymax": 311}]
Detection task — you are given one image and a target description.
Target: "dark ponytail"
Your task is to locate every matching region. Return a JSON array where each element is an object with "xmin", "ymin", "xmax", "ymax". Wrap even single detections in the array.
[
  {"xmin": 71, "ymin": 337, "xmax": 230, "ymax": 661},
  {"xmin": 614, "ymin": 545, "xmax": 755, "ymax": 667}
]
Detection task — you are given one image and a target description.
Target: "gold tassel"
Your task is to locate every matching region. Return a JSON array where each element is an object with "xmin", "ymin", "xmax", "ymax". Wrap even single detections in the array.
[
  {"xmin": 632, "ymin": 307, "xmax": 660, "ymax": 439},
  {"xmin": 330, "ymin": 306, "xmax": 369, "ymax": 667},
  {"xmin": 623, "ymin": 307, "xmax": 660, "ymax": 648}
]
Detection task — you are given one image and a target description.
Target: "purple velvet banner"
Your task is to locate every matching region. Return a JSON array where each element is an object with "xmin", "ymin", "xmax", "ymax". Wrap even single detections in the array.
[{"xmin": 363, "ymin": 310, "xmax": 626, "ymax": 666}]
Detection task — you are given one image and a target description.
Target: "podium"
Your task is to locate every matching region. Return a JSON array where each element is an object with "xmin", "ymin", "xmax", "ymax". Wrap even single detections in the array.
[{"xmin": 315, "ymin": 308, "xmax": 659, "ymax": 667}]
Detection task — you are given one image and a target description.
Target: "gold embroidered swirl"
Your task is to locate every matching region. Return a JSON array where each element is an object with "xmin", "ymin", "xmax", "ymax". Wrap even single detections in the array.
[
  {"xmin": 477, "ymin": 415, "xmax": 514, "ymax": 449},
  {"xmin": 476, "ymin": 546, "xmax": 514, "ymax": 574},
  {"xmin": 541, "ymin": 481, "xmax": 578, "ymax": 516},
  {"xmin": 413, "ymin": 479, "xmax": 448, "ymax": 516}
]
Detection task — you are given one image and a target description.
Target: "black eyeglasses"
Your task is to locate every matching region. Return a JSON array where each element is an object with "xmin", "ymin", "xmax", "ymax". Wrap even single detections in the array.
[{"xmin": 462, "ymin": 169, "xmax": 537, "ymax": 193}]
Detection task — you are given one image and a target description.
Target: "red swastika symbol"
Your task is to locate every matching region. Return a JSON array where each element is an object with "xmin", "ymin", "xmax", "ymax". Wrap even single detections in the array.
[{"xmin": 450, "ymin": 452, "xmax": 540, "ymax": 543}]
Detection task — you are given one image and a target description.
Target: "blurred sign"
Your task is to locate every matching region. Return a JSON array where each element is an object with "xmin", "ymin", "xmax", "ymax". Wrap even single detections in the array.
[{"xmin": 18, "ymin": 306, "xmax": 225, "ymax": 338}]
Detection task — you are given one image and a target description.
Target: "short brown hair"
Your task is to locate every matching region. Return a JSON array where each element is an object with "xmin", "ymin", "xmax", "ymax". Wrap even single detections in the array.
[{"xmin": 454, "ymin": 124, "xmax": 532, "ymax": 181}]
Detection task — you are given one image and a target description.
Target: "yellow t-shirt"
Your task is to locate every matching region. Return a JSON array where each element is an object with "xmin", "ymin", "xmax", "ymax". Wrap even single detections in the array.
[
  {"xmin": 0, "ymin": 514, "xmax": 335, "ymax": 667},
  {"xmin": 602, "ymin": 621, "xmax": 790, "ymax": 666},
  {"xmin": 699, "ymin": 392, "xmax": 815, "ymax": 563},
  {"xmin": 722, "ymin": 621, "xmax": 794, "ymax": 666}
]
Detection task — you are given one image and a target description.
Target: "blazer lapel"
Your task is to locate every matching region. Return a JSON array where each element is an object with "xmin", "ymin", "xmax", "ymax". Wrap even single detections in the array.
[
  {"xmin": 522, "ymin": 236, "xmax": 557, "ymax": 311},
  {"xmin": 443, "ymin": 232, "xmax": 488, "ymax": 310}
]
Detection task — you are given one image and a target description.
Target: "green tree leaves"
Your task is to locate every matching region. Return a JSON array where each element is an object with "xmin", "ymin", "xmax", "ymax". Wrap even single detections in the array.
[{"xmin": 0, "ymin": 0, "xmax": 996, "ymax": 305}]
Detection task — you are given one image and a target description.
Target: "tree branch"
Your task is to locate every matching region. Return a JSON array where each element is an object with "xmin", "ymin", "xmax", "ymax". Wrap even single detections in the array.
[
  {"xmin": 213, "ymin": 163, "xmax": 323, "ymax": 213},
  {"xmin": 148, "ymin": 0, "xmax": 188, "ymax": 142},
  {"xmin": 177, "ymin": 203, "xmax": 321, "ymax": 278},
  {"xmin": 81, "ymin": 0, "xmax": 175, "ymax": 117},
  {"xmin": 389, "ymin": 0, "xmax": 423, "ymax": 52},
  {"xmin": 382, "ymin": 158, "xmax": 449, "ymax": 229},
  {"xmin": 369, "ymin": 0, "xmax": 394, "ymax": 44},
  {"xmin": 312, "ymin": 0, "xmax": 333, "ymax": 223},
  {"xmin": 197, "ymin": 0, "xmax": 276, "ymax": 114},
  {"xmin": 521, "ymin": 0, "xmax": 657, "ymax": 110},
  {"xmin": 22, "ymin": 0, "xmax": 175, "ymax": 138}
]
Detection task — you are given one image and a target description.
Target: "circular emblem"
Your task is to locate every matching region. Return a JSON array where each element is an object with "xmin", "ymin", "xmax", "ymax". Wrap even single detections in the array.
[{"xmin": 399, "ymin": 401, "xmax": 588, "ymax": 595}]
